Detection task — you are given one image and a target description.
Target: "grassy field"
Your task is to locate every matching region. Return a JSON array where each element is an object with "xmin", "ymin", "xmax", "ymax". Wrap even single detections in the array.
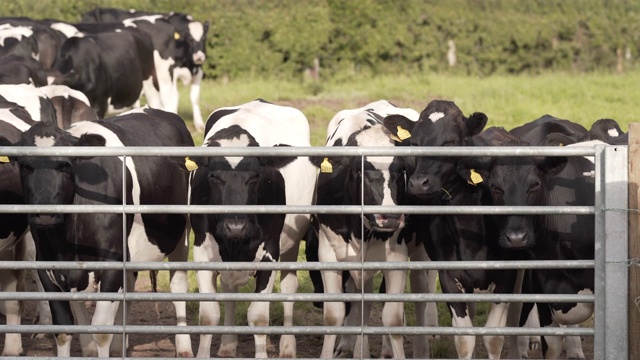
[
  {"xmin": 156, "ymin": 71, "xmax": 623, "ymax": 357},
  {"xmin": 180, "ymin": 71, "xmax": 640, "ymax": 146}
]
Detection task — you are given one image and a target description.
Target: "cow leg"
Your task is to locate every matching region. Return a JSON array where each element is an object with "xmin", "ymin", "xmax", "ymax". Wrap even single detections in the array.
[
  {"xmin": 219, "ymin": 282, "xmax": 239, "ymax": 358},
  {"xmin": 70, "ymin": 299, "xmax": 98, "ymax": 356},
  {"xmin": 318, "ymin": 235, "xmax": 344, "ymax": 358},
  {"xmin": 448, "ymin": 302, "xmax": 475, "ymax": 359},
  {"xmin": 482, "ymin": 302, "xmax": 509, "ymax": 359},
  {"xmin": 380, "ymin": 264, "xmax": 407, "ymax": 359},
  {"xmin": 190, "ymin": 69, "xmax": 205, "ymax": 132},
  {"xmin": 0, "ymin": 234, "xmax": 23, "ymax": 356},
  {"xmin": 278, "ymin": 225, "xmax": 301, "ymax": 358},
  {"xmin": 537, "ymin": 303, "xmax": 563, "ymax": 359},
  {"xmin": 563, "ymin": 325, "xmax": 585, "ymax": 359},
  {"xmin": 507, "ymin": 268, "xmax": 525, "ymax": 359},
  {"xmin": 249, "ymin": 268, "xmax": 278, "ymax": 358},
  {"xmin": 21, "ymin": 232, "xmax": 52, "ymax": 338},
  {"xmin": 341, "ymin": 277, "xmax": 372, "ymax": 359},
  {"xmin": 408, "ymin": 244, "xmax": 436, "ymax": 359},
  {"xmin": 194, "ymin": 238, "xmax": 220, "ymax": 358},
  {"xmin": 109, "ymin": 272, "xmax": 136, "ymax": 357},
  {"xmin": 168, "ymin": 232, "xmax": 194, "ymax": 357},
  {"xmin": 516, "ymin": 302, "xmax": 541, "ymax": 359}
]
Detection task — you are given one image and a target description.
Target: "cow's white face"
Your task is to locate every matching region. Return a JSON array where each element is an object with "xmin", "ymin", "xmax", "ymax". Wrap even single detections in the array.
[{"xmin": 350, "ymin": 126, "xmax": 406, "ymax": 232}]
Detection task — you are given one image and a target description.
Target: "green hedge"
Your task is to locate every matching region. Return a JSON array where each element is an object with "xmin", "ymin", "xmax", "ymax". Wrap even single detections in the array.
[{"xmin": 4, "ymin": 0, "xmax": 640, "ymax": 79}]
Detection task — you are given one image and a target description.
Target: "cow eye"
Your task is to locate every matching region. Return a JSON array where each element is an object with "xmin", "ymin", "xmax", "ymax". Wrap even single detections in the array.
[
  {"xmin": 528, "ymin": 181, "xmax": 541, "ymax": 193},
  {"xmin": 443, "ymin": 140, "xmax": 458, "ymax": 146},
  {"xmin": 56, "ymin": 162, "xmax": 72, "ymax": 174},
  {"xmin": 489, "ymin": 184, "xmax": 503, "ymax": 195},
  {"xmin": 246, "ymin": 174, "xmax": 260, "ymax": 184},
  {"xmin": 208, "ymin": 173, "xmax": 223, "ymax": 184},
  {"xmin": 19, "ymin": 162, "xmax": 33, "ymax": 173}
]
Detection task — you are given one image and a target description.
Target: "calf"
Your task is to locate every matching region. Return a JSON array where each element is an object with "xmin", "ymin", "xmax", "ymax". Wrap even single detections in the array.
[
  {"xmin": 383, "ymin": 100, "xmax": 523, "ymax": 359},
  {"xmin": 2, "ymin": 108, "xmax": 195, "ymax": 357},
  {"xmin": 189, "ymin": 99, "xmax": 315, "ymax": 358},
  {"xmin": 458, "ymin": 138, "xmax": 596, "ymax": 359},
  {"xmin": 311, "ymin": 100, "xmax": 418, "ymax": 359},
  {"xmin": 511, "ymin": 114, "xmax": 626, "ymax": 145}
]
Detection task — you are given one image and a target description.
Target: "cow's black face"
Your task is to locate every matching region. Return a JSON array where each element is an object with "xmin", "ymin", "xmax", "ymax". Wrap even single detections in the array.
[
  {"xmin": 480, "ymin": 156, "xmax": 567, "ymax": 250},
  {"xmin": 485, "ymin": 157, "xmax": 544, "ymax": 249},
  {"xmin": 384, "ymin": 100, "xmax": 487, "ymax": 204},
  {"xmin": 15, "ymin": 122, "xmax": 106, "ymax": 228},
  {"xmin": 206, "ymin": 156, "xmax": 262, "ymax": 241},
  {"xmin": 19, "ymin": 156, "xmax": 75, "ymax": 227}
]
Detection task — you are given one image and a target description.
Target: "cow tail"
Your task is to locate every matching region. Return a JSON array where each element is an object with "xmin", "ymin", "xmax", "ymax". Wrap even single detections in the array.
[{"xmin": 150, "ymin": 270, "xmax": 161, "ymax": 319}]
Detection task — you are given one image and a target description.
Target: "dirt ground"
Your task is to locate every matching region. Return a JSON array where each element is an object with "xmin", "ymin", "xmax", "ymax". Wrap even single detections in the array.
[{"xmin": 1, "ymin": 273, "xmax": 594, "ymax": 359}]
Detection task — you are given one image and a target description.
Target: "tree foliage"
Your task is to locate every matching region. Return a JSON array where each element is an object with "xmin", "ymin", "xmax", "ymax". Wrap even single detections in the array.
[{"xmin": 3, "ymin": 0, "xmax": 640, "ymax": 80}]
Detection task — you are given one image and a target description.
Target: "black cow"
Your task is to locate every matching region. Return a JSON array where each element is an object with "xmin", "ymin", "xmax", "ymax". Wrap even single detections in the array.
[
  {"xmin": 0, "ymin": 55, "xmax": 48, "ymax": 86},
  {"xmin": 1, "ymin": 108, "xmax": 195, "ymax": 357},
  {"xmin": 511, "ymin": 114, "xmax": 626, "ymax": 145},
  {"xmin": 458, "ymin": 137, "xmax": 596, "ymax": 359},
  {"xmin": 81, "ymin": 8, "xmax": 210, "ymax": 131},
  {"xmin": 189, "ymin": 99, "xmax": 314, "ymax": 358},
  {"xmin": 383, "ymin": 100, "xmax": 523, "ymax": 359},
  {"xmin": 51, "ymin": 26, "xmax": 155, "ymax": 118}
]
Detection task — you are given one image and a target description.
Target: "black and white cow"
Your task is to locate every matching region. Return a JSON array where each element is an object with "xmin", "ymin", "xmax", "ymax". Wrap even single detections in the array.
[
  {"xmin": 1, "ymin": 108, "xmax": 195, "ymax": 357},
  {"xmin": 457, "ymin": 136, "xmax": 596, "ymax": 359},
  {"xmin": 80, "ymin": 8, "xmax": 210, "ymax": 131},
  {"xmin": 0, "ymin": 18, "xmax": 67, "ymax": 70},
  {"xmin": 36, "ymin": 84, "xmax": 99, "ymax": 127},
  {"xmin": 50, "ymin": 25, "xmax": 156, "ymax": 118},
  {"xmin": 310, "ymin": 100, "xmax": 422, "ymax": 359},
  {"xmin": 0, "ymin": 23, "xmax": 38, "ymax": 63},
  {"xmin": 0, "ymin": 84, "xmax": 56, "ymax": 122},
  {"xmin": 189, "ymin": 99, "xmax": 315, "ymax": 358},
  {"xmin": 0, "ymin": 100, "xmax": 43, "ymax": 356},
  {"xmin": 383, "ymin": 100, "xmax": 524, "ymax": 359}
]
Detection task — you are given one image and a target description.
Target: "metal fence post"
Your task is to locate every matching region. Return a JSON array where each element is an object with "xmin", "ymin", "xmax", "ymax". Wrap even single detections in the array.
[{"xmin": 594, "ymin": 144, "xmax": 629, "ymax": 359}]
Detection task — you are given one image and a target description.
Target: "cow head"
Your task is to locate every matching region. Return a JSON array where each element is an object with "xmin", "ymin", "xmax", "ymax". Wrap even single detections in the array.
[
  {"xmin": 168, "ymin": 14, "xmax": 209, "ymax": 67},
  {"xmin": 312, "ymin": 125, "xmax": 407, "ymax": 233},
  {"xmin": 8, "ymin": 122, "xmax": 105, "ymax": 228},
  {"xmin": 383, "ymin": 100, "xmax": 487, "ymax": 204},
  {"xmin": 458, "ymin": 147, "xmax": 568, "ymax": 250},
  {"xmin": 189, "ymin": 125, "xmax": 293, "ymax": 259}
]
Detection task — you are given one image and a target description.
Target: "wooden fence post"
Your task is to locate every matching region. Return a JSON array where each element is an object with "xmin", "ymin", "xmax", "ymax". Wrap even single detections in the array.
[{"xmin": 629, "ymin": 123, "xmax": 640, "ymax": 360}]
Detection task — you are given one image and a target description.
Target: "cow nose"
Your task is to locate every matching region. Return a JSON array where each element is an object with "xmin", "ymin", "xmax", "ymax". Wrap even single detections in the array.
[
  {"xmin": 29, "ymin": 214, "xmax": 63, "ymax": 227},
  {"xmin": 504, "ymin": 231, "xmax": 529, "ymax": 248},
  {"xmin": 409, "ymin": 175, "xmax": 430, "ymax": 194},
  {"xmin": 224, "ymin": 217, "xmax": 247, "ymax": 237},
  {"xmin": 371, "ymin": 214, "xmax": 404, "ymax": 231}
]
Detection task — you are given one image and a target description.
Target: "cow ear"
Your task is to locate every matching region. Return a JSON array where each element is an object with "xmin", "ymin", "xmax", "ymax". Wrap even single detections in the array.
[
  {"xmin": 382, "ymin": 114, "xmax": 415, "ymax": 145},
  {"xmin": 0, "ymin": 136, "xmax": 16, "ymax": 164},
  {"xmin": 466, "ymin": 112, "xmax": 488, "ymax": 137},
  {"xmin": 457, "ymin": 157, "xmax": 490, "ymax": 186},
  {"xmin": 75, "ymin": 134, "xmax": 106, "ymax": 147},
  {"xmin": 544, "ymin": 133, "xmax": 576, "ymax": 147},
  {"xmin": 259, "ymin": 144, "xmax": 296, "ymax": 169},
  {"xmin": 540, "ymin": 156, "xmax": 568, "ymax": 176}
]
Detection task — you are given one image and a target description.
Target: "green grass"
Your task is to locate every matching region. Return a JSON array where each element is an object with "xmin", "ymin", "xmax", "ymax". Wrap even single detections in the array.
[{"xmin": 166, "ymin": 71, "xmax": 618, "ymax": 357}]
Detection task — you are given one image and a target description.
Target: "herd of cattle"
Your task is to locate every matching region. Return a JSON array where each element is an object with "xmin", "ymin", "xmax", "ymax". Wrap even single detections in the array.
[{"xmin": 0, "ymin": 6, "xmax": 629, "ymax": 360}]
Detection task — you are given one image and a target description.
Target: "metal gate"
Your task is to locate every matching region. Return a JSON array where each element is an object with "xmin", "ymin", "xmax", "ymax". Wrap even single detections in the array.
[{"xmin": 0, "ymin": 143, "xmax": 629, "ymax": 359}]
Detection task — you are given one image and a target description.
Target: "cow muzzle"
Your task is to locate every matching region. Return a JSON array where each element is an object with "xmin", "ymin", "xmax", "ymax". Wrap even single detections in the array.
[
  {"xmin": 222, "ymin": 217, "xmax": 248, "ymax": 238},
  {"xmin": 193, "ymin": 52, "xmax": 206, "ymax": 65},
  {"xmin": 369, "ymin": 214, "xmax": 405, "ymax": 232},
  {"xmin": 29, "ymin": 214, "xmax": 64, "ymax": 227},
  {"xmin": 408, "ymin": 174, "xmax": 441, "ymax": 198},
  {"xmin": 500, "ymin": 230, "xmax": 532, "ymax": 249}
]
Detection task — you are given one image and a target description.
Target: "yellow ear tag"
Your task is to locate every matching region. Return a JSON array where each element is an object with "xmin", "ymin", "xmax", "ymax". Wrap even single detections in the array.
[
  {"xmin": 185, "ymin": 157, "xmax": 198, "ymax": 171},
  {"xmin": 0, "ymin": 156, "xmax": 9, "ymax": 163},
  {"xmin": 468, "ymin": 169, "xmax": 483, "ymax": 185},
  {"xmin": 389, "ymin": 133, "xmax": 402, "ymax": 142},
  {"xmin": 320, "ymin": 158, "xmax": 333, "ymax": 173},
  {"xmin": 396, "ymin": 126, "xmax": 411, "ymax": 141},
  {"xmin": 174, "ymin": 32, "xmax": 180, "ymax": 40}
]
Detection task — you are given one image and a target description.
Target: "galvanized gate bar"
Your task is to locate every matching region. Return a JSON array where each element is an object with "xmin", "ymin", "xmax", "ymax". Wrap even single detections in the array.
[
  {"xmin": 0, "ymin": 260, "xmax": 594, "ymax": 271},
  {"xmin": 0, "ymin": 145, "xmax": 598, "ymax": 157},
  {"xmin": 594, "ymin": 145, "xmax": 629, "ymax": 359}
]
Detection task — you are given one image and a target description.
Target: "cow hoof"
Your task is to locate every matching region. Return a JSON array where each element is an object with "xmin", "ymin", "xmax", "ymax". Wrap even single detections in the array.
[
  {"xmin": 31, "ymin": 333, "xmax": 48, "ymax": 340},
  {"xmin": 218, "ymin": 348, "xmax": 236, "ymax": 358},
  {"xmin": 177, "ymin": 350, "xmax": 194, "ymax": 358},
  {"xmin": 427, "ymin": 334, "xmax": 440, "ymax": 341},
  {"xmin": 333, "ymin": 348, "xmax": 352, "ymax": 358}
]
